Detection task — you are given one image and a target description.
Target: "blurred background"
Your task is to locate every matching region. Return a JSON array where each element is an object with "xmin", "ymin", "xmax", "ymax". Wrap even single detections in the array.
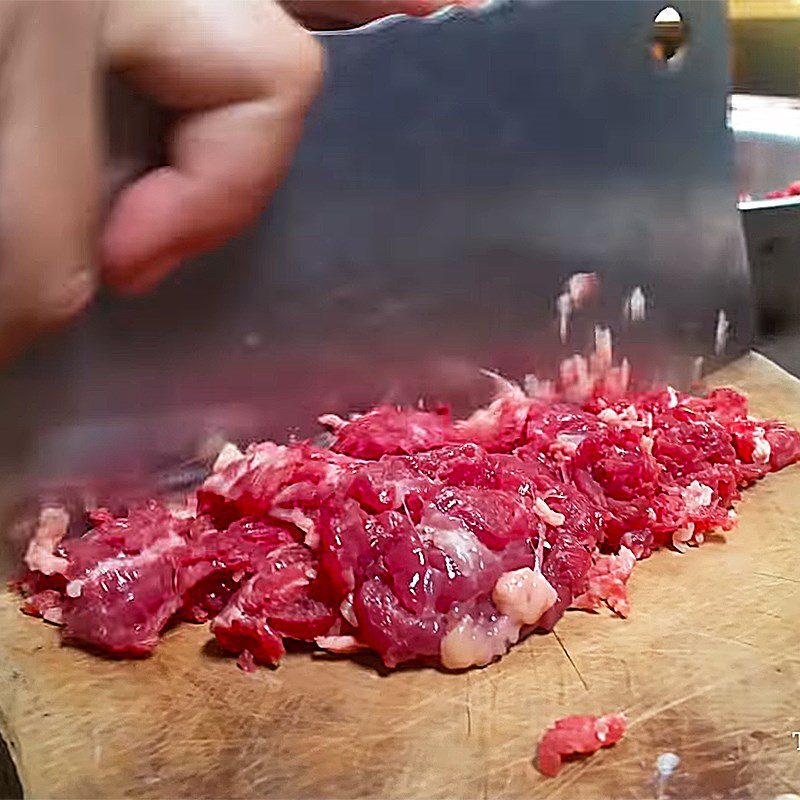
[
  {"xmin": 727, "ymin": 0, "xmax": 800, "ymax": 375},
  {"xmin": 730, "ymin": 0, "xmax": 800, "ymax": 96}
]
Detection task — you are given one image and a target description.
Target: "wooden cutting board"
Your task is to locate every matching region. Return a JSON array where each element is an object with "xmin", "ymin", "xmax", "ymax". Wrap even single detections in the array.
[{"xmin": 3, "ymin": 352, "xmax": 800, "ymax": 800}]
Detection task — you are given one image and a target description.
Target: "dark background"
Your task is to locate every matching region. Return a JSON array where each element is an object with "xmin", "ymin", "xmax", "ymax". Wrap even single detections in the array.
[{"xmin": 731, "ymin": 18, "xmax": 800, "ymax": 96}]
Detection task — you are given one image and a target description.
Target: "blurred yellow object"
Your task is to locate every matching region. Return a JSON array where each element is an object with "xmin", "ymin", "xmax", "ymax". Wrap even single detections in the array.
[{"xmin": 729, "ymin": 0, "xmax": 800, "ymax": 19}]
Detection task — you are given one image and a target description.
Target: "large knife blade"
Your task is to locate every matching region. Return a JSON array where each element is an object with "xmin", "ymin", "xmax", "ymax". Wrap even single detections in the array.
[{"xmin": 0, "ymin": 0, "xmax": 749, "ymax": 489}]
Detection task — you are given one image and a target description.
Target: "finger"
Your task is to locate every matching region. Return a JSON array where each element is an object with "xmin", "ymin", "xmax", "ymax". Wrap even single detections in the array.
[
  {"xmin": 0, "ymin": 1, "xmax": 102, "ymax": 360},
  {"xmin": 101, "ymin": 0, "xmax": 322, "ymax": 293},
  {"xmin": 283, "ymin": 0, "xmax": 482, "ymax": 28}
]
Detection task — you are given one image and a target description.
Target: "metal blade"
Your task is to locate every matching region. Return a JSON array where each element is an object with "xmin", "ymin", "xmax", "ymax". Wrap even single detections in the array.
[{"xmin": 0, "ymin": 0, "xmax": 749, "ymax": 488}]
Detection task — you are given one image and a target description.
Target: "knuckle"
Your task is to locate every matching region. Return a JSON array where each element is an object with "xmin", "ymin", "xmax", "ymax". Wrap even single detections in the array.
[
  {"xmin": 257, "ymin": 23, "xmax": 323, "ymax": 111},
  {"xmin": 292, "ymin": 32, "xmax": 324, "ymax": 103},
  {"xmin": 26, "ymin": 269, "xmax": 96, "ymax": 327}
]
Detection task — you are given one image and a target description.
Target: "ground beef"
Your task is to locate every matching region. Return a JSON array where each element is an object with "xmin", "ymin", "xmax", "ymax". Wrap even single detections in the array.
[
  {"xmin": 537, "ymin": 713, "xmax": 628, "ymax": 777},
  {"xmin": 14, "ymin": 372, "xmax": 800, "ymax": 670}
]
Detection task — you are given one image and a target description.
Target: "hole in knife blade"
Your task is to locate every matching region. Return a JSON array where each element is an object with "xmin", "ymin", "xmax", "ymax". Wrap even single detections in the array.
[{"xmin": 650, "ymin": 6, "xmax": 688, "ymax": 69}]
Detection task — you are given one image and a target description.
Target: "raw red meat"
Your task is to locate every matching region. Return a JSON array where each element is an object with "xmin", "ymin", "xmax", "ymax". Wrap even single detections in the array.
[
  {"xmin": 456, "ymin": 391, "xmax": 532, "ymax": 452},
  {"xmin": 764, "ymin": 179, "xmax": 800, "ymax": 200},
  {"xmin": 212, "ymin": 541, "xmax": 334, "ymax": 666},
  {"xmin": 15, "ymin": 364, "xmax": 800, "ymax": 671},
  {"xmin": 21, "ymin": 589, "xmax": 63, "ymax": 624},
  {"xmin": 320, "ymin": 405, "xmax": 454, "ymax": 459},
  {"xmin": 571, "ymin": 546, "xmax": 636, "ymax": 617},
  {"xmin": 537, "ymin": 713, "xmax": 628, "ymax": 777},
  {"xmin": 17, "ymin": 503, "xmax": 335, "ymax": 658},
  {"xmin": 197, "ymin": 441, "xmax": 353, "ymax": 528},
  {"xmin": 177, "ymin": 517, "xmax": 303, "ymax": 623}
]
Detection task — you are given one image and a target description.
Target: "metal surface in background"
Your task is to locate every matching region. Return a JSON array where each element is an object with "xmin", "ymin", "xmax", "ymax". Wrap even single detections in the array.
[
  {"xmin": 0, "ymin": 0, "xmax": 750, "ymax": 482},
  {"xmin": 731, "ymin": 94, "xmax": 800, "ymax": 196},
  {"xmin": 741, "ymin": 198, "xmax": 800, "ymax": 329},
  {"xmin": 739, "ymin": 196, "xmax": 800, "ymax": 377},
  {"xmin": 731, "ymin": 95, "xmax": 800, "ymax": 376},
  {"xmin": 736, "ymin": 135, "xmax": 800, "ymax": 197}
]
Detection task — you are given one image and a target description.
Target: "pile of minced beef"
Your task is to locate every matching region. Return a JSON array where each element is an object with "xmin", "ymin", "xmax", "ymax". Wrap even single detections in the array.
[{"xmin": 15, "ymin": 352, "xmax": 800, "ymax": 673}]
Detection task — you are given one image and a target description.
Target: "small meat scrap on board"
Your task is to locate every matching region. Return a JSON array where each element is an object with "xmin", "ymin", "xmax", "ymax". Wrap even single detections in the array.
[{"xmin": 537, "ymin": 713, "xmax": 628, "ymax": 777}]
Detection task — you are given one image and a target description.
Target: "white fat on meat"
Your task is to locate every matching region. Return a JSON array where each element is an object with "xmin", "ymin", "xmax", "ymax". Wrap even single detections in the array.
[
  {"xmin": 315, "ymin": 635, "xmax": 368, "ymax": 654},
  {"xmin": 752, "ymin": 427, "xmax": 771, "ymax": 464},
  {"xmin": 42, "ymin": 606, "xmax": 64, "ymax": 625},
  {"xmin": 212, "ymin": 442, "xmax": 244, "ymax": 472},
  {"xmin": 422, "ymin": 510, "xmax": 491, "ymax": 576},
  {"xmin": 524, "ymin": 374, "xmax": 556, "ymax": 402},
  {"xmin": 609, "ymin": 357, "xmax": 632, "ymax": 397},
  {"xmin": 556, "ymin": 325, "xmax": 631, "ymax": 404},
  {"xmin": 598, "ymin": 404, "xmax": 638, "ymax": 429},
  {"xmin": 340, "ymin": 593, "xmax": 358, "ymax": 627},
  {"xmin": 560, "ymin": 355, "xmax": 592, "ymax": 403},
  {"xmin": 455, "ymin": 405, "xmax": 494, "ymax": 437},
  {"xmin": 623, "ymin": 286, "xmax": 646, "ymax": 323},
  {"xmin": 587, "ymin": 326, "xmax": 616, "ymax": 393},
  {"xmin": 666, "ymin": 386, "xmax": 679, "ymax": 409},
  {"xmin": 640, "ymin": 434, "xmax": 654, "ymax": 455},
  {"xmin": 598, "ymin": 362, "xmax": 630, "ymax": 400},
  {"xmin": 212, "ymin": 602, "xmax": 249, "ymax": 633},
  {"xmin": 439, "ymin": 614, "xmax": 521, "ymax": 670},
  {"xmin": 250, "ymin": 442, "xmax": 290, "ymax": 470},
  {"xmin": 594, "ymin": 326, "xmax": 613, "ymax": 371},
  {"xmin": 682, "ymin": 480, "xmax": 713, "ymax": 513},
  {"xmin": 556, "ymin": 292, "xmax": 573, "ymax": 344},
  {"xmin": 24, "ymin": 506, "xmax": 70, "ymax": 576},
  {"xmin": 548, "ymin": 433, "xmax": 583, "ymax": 460},
  {"xmin": 597, "ymin": 407, "xmax": 618, "ymax": 425},
  {"xmin": 167, "ymin": 498, "xmax": 199, "ymax": 520},
  {"xmin": 455, "ymin": 394, "xmax": 530, "ymax": 444},
  {"xmin": 452, "ymin": 371, "xmax": 530, "ymax": 443},
  {"xmin": 692, "ymin": 356, "xmax": 704, "ymax": 385},
  {"xmin": 672, "ymin": 523, "xmax": 696, "ymax": 553},
  {"xmin": 492, "ymin": 567, "xmax": 558, "ymax": 626},
  {"xmin": 567, "ymin": 272, "xmax": 599, "ymax": 308},
  {"xmin": 269, "ymin": 507, "xmax": 318, "ymax": 548},
  {"xmin": 533, "ymin": 497, "xmax": 565, "ymax": 527},
  {"xmin": 317, "ymin": 413, "xmax": 348, "ymax": 432},
  {"xmin": 479, "ymin": 369, "xmax": 526, "ymax": 400},
  {"xmin": 714, "ymin": 309, "xmax": 730, "ymax": 356},
  {"xmin": 203, "ymin": 441, "xmax": 288, "ymax": 495}
]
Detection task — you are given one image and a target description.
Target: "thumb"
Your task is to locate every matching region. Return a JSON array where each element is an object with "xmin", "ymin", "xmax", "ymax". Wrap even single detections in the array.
[{"xmin": 0, "ymin": 1, "xmax": 102, "ymax": 359}]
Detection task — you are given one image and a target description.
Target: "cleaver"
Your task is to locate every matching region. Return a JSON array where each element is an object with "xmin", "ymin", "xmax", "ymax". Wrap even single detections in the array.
[{"xmin": 0, "ymin": 0, "xmax": 750, "ymax": 495}]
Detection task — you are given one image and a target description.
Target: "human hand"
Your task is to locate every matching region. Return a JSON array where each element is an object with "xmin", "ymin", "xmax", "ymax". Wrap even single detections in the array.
[
  {"xmin": 0, "ymin": 0, "xmax": 464, "ymax": 362},
  {"xmin": 284, "ymin": 0, "xmax": 483, "ymax": 29}
]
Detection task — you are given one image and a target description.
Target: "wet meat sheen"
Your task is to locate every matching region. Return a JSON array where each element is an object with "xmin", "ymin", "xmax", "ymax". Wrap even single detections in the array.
[{"xmin": 15, "ymin": 373, "xmax": 800, "ymax": 670}]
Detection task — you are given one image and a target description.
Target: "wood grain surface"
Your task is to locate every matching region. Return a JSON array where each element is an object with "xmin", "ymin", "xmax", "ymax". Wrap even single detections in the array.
[{"xmin": 3, "ymin": 352, "xmax": 800, "ymax": 800}]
